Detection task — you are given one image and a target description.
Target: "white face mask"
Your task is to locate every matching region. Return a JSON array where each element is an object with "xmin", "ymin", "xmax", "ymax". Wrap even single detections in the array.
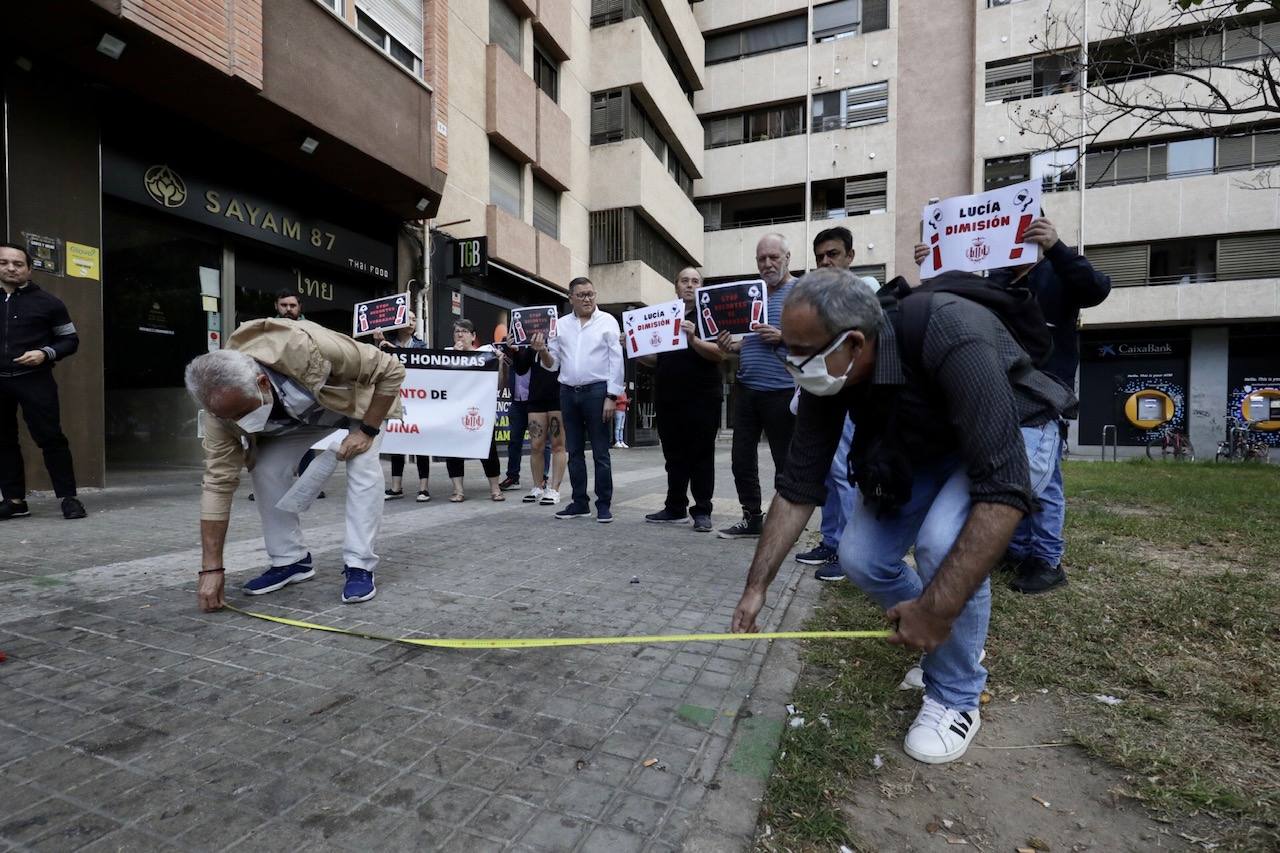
[
  {"xmin": 785, "ymin": 331, "xmax": 854, "ymax": 397},
  {"xmin": 235, "ymin": 387, "xmax": 274, "ymax": 433}
]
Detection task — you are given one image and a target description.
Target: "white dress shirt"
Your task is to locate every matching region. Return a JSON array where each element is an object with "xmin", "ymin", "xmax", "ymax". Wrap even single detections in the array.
[{"xmin": 545, "ymin": 308, "xmax": 624, "ymax": 396}]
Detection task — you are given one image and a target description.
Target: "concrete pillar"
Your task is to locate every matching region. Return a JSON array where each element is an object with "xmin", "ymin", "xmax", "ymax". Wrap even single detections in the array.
[{"xmin": 1189, "ymin": 326, "xmax": 1229, "ymax": 457}]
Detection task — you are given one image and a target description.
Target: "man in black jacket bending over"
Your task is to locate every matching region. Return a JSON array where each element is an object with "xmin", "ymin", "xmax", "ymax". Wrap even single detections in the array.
[
  {"xmin": 916, "ymin": 215, "xmax": 1110, "ymax": 593},
  {"xmin": 0, "ymin": 243, "xmax": 85, "ymax": 520}
]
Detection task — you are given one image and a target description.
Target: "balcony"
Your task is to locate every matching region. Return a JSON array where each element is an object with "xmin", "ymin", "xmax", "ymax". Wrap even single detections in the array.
[
  {"xmin": 535, "ymin": 91, "xmax": 572, "ymax": 191},
  {"xmin": 1082, "ymin": 277, "xmax": 1280, "ymax": 326},
  {"xmin": 486, "ymin": 204, "xmax": 538, "ymax": 274},
  {"xmin": 537, "ymin": 231, "xmax": 571, "ymax": 285},
  {"xmin": 590, "ymin": 139, "xmax": 704, "ymax": 262},
  {"xmin": 487, "ymin": 44, "xmax": 537, "ymax": 163},
  {"xmin": 535, "ymin": 0, "xmax": 572, "ymax": 61}
]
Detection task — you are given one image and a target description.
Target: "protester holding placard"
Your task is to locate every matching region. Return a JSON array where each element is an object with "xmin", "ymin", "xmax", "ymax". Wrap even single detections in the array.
[
  {"xmin": 637, "ymin": 267, "xmax": 726, "ymax": 532},
  {"xmin": 915, "ymin": 213, "xmax": 1110, "ymax": 595},
  {"xmin": 532, "ymin": 276, "xmax": 624, "ymax": 523},
  {"xmin": 715, "ymin": 234, "xmax": 797, "ymax": 540},
  {"xmin": 184, "ymin": 318, "xmax": 405, "ymax": 609},
  {"xmin": 443, "ymin": 319, "xmax": 506, "ymax": 502},
  {"xmin": 374, "ymin": 313, "xmax": 431, "ymax": 502},
  {"xmin": 512, "ymin": 340, "xmax": 566, "ymax": 506}
]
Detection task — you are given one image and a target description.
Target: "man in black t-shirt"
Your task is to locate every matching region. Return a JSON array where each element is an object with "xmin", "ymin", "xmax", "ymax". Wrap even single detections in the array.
[{"xmin": 639, "ymin": 267, "xmax": 726, "ymax": 532}]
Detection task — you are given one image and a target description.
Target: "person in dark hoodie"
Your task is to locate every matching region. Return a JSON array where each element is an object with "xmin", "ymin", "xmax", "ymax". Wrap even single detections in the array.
[
  {"xmin": 0, "ymin": 243, "xmax": 85, "ymax": 520},
  {"xmin": 916, "ymin": 214, "xmax": 1111, "ymax": 594}
]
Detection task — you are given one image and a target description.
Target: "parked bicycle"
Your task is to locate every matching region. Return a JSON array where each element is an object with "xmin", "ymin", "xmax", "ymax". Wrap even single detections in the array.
[
  {"xmin": 1214, "ymin": 427, "xmax": 1272, "ymax": 463},
  {"xmin": 1146, "ymin": 429, "xmax": 1194, "ymax": 462}
]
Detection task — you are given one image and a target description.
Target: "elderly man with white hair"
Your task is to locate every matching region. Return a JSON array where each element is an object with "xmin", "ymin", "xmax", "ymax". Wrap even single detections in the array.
[{"xmin": 184, "ymin": 318, "xmax": 405, "ymax": 611}]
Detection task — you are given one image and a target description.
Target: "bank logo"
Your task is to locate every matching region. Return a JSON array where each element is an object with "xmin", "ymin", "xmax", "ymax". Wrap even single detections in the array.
[
  {"xmin": 1097, "ymin": 344, "xmax": 1117, "ymax": 357},
  {"xmin": 144, "ymin": 165, "xmax": 187, "ymax": 208},
  {"xmin": 462, "ymin": 407, "xmax": 485, "ymax": 432}
]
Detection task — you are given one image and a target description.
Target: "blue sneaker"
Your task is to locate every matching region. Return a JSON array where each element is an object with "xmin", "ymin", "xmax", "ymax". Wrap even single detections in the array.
[
  {"xmin": 243, "ymin": 554, "xmax": 315, "ymax": 595},
  {"xmin": 795, "ymin": 543, "xmax": 837, "ymax": 565},
  {"xmin": 341, "ymin": 566, "xmax": 376, "ymax": 603},
  {"xmin": 554, "ymin": 504, "xmax": 590, "ymax": 520},
  {"xmin": 596, "ymin": 507, "xmax": 614, "ymax": 524},
  {"xmin": 813, "ymin": 558, "xmax": 845, "ymax": 582}
]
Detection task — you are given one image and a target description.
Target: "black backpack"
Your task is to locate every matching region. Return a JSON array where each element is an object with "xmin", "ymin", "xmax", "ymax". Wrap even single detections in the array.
[
  {"xmin": 879, "ymin": 270, "xmax": 1053, "ymax": 371},
  {"xmin": 847, "ymin": 270, "xmax": 1052, "ymax": 516}
]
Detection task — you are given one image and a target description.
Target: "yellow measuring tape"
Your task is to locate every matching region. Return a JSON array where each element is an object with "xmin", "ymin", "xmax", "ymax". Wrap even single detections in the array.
[{"xmin": 226, "ymin": 605, "xmax": 891, "ymax": 649}]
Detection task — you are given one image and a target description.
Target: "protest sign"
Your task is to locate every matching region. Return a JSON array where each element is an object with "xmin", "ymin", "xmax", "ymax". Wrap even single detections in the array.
[
  {"xmin": 379, "ymin": 348, "xmax": 500, "ymax": 457},
  {"xmin": 694, "ymin": 280, "xmax": 766, "ymax": 341},
  {"xmin": 623, "ymin": 299, "xmax": 686, "ymax": 358},
  {"xmin": 352, "ymin": 293, "xmax": 412, "ymax": 338},
  {"xmin": 919, "ymin": 178, "xmax": 1042, "ymax": 276},
  {"xmin": 508, "ymin": 305, "xmax": 559, "ymax": 346}
]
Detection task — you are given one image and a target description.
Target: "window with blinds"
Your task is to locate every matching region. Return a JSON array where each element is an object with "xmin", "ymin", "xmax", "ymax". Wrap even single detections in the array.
[
  {"xmin": 490, "ymin": 146, "xmax": 523, "ymax": 219},
  {"xmin": 812, "ymin": 0, "xmax": 889, "ymax": 42},
  {"xmin": 490, "ymin": 0, "xmax": 523, "ymax": 65},
  {"xmin": 703, "ymin": 101, "xmax": 804, "ymax": 149},
  {"xmin": 534, "ymin": 44, "xmax": 559, "ymax": 101},
  {"xmin": 1217, "ymin": 234, "xmax": 1280, "ymax": 281},
  {"xmin": 844, "ymin": 174, "xmax": 888, "ymax": 215},
  {"xmin": 532, "ymin": 180, "xmax": 560, "ymax": 239},
  {"xmin": 705, "ymin": 14, "xmax": 806, "ymax": 65},
  {"xmin": 985, "ymin": 59, "xmax": 1033, "ymax": 102},
  {"xmin": 845, "ymin": 82, "xmax": 889, "ymax": 127},
  {"xmin": 851, "ymin": 264, "xmax": 886, "ymax": 285},
  {"xmin": 1086, "ymin": 244, "xmax": 1149, "ymax": 287},
  {"xmin": 590, "ymin": 91, "xmax": 625, "ymax": 144},
  {"xmin": 354, "ymin": 4, "xmax": 423, "ymax": 74},
  {"xmin": 984, "ymin": 155, "xmax": 1031, "ymax": 190},
  {"xmin": 588, "ymin": 208, "xmax": 691, "ymax": 281}
]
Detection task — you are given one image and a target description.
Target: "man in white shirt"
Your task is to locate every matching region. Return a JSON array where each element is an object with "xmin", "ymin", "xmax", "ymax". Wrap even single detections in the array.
[{"xmin": 531, "ymin": 277, "xmax": 624, "ymax": 522}]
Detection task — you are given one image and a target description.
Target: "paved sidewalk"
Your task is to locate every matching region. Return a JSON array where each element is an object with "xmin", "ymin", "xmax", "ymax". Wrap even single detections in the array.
[{"xmin": 1, "ymin": 446, "xmax": 818, "ymax": 852}]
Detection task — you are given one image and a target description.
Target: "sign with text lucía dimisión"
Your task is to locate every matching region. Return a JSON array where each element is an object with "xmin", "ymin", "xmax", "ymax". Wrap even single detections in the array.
[
  {"xmin": 101, "ymin": 149, "xmax": 395, "ymax": 282},
  {"xmin": 919, "ymin": 178, "xmax": 1043, "ymax": 276},
  {"xmin": 623, "ymin": 299, "xmax": 685, "ymax": 358}
]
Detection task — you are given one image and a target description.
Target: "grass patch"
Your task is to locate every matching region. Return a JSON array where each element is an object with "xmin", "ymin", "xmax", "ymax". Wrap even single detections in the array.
[{"xmin": 757, "ymin": 460, "xmax": 1280, "ymax": 851}]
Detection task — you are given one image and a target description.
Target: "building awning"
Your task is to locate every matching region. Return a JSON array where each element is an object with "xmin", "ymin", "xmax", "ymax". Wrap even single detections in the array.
[{"xmin": 488, "ymin": 261, "xmax": 568, "ymax": 301}]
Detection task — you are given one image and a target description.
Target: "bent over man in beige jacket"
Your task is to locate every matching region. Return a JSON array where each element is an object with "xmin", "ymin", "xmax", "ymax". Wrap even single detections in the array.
[{"xmin": 184, "ymin": 318, "xmax": 405, "ymax": 611}]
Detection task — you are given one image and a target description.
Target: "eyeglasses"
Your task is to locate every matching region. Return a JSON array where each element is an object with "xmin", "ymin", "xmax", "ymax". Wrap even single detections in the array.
[
  {"xmin": 572, "ymin": 292, "xmax": 596, "ymax": 300},
  {"xmin": 775, "ymin": 329, "xmax": 855, "ymax": 374}
]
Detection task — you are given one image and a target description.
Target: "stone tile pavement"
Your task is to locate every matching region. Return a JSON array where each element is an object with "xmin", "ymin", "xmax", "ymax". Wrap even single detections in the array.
[{"xmin": 1, "ymin": 446, "xmax": 827, "ymax": 852}]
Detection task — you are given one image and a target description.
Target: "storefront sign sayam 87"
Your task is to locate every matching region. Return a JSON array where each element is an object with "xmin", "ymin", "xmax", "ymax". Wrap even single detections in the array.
[{"xmin": 102, "ymin": 149, "xmax": 394, "ymax": 282}]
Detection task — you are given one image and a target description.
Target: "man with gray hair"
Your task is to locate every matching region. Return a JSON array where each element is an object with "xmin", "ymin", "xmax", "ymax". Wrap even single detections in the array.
[
  {"xmin": 730, "ymin": 267, "xmax": 1072, "ymax": 765},
  {"xmin": 715, "ymin": 233, "xmax": 797, "ymax": 539},
  {"xmin": 184, "ymin": 318, "xmax": 405, "ymax": 611}
]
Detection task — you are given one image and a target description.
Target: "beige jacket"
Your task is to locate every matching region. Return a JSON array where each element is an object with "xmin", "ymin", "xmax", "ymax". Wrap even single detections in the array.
[{"xmin": 200, "ymin": 319, "xmax": 406, "ymax": 521}]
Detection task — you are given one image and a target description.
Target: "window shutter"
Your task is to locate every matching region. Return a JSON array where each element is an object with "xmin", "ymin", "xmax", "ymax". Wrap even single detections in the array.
[
  {"xmin": 1087, "ymin": 244, "xmax": 1149, "ymax": 287},
  {"xmin": 490, "ymin": 0, "xmax": 523, "ymax": 64},
  {"xmin": 985, "ymin": 155, "xmax": 1030, "ymax": 189},
  {"xmin": 698, "ymin": 200, "xmax": 722, "ymax": 232},
  {"xmin": 851, "ymin": 264, "xmax": 886, "ymax": 285},
  {"xmin": 1261, "ymin": 21, "xmax": 1280, "ymax": 56},
  {"xmin": 1253, "ymin": 129, "xmax": 1280, "ymax": 166},
  {"xmin": 1223, "ymin": 23, "xmax": 1259, "ymax": 62},
  {"xmin": 844, "ymin": 174, "xmax": 887, "ymax": 214},
  {"xmin": 591, "ymin": 91, "xmax": 625, "ymax": 143},
  {"xmin": 1217, "ymin": 235, "xmax": 1280, "ymax": 281},
  {"xmin": 591, "ymin": 0, "xmax": 624, "ymax": 26},
  {"xmin": 862, "ymin": 0, "xmax": 889, "ymax": 33},
  {"xmin": 1217, "ymin": 134, "xmax": 1253, "ymax": 171},
  {"xmin": 1085, "ymin": 150, "xmax": 1117, "ymax": 186},
  {"xmin": 985, "ymin": 59, "xmax": 1033, "ymax": 102},
  {"xmin": 532, "ymin": 181, "xmax": 560, "ymax": 239},
  {"xmin": 489, "ymin": 147, "xmax": 523, "ymax": 219},
  {"xmin": 1114, "ymin": 147, "xmax": 1148, "ymax": 184},
  {"xmin": 742, "ymin": 15, "xmax": 806, "ymax": 56},
  {"xmin": 356, "ymin": 0, "xmax": 424, "ymax": 58},
  {"xmin": 844, "ymin": 81, "xmax": 888, "ymax": 127},
  {"xmin": 813, "ymin": 0, "xmax": 858, "ymax": 41}
]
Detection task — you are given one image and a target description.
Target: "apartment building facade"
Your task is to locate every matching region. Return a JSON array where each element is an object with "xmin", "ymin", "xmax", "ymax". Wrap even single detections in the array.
[
  {"xmin": 4, "ymin": 0, "xmax": 447, "ymax": 482},
  {"xmin": 694, "ymin": 0, "xmax": 1279, "ymax": 456}
]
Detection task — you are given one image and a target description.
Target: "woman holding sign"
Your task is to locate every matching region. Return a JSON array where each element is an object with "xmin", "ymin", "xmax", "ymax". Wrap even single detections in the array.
[{"xmin": 443, "ymin": 319, "xmax": 506, "ymax": 502}]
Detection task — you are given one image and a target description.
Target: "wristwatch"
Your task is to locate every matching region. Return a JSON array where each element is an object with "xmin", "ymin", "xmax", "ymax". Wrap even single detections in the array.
[{"xmin": 359, "ymin": 423, "xmax": 381, "ymax": 437}]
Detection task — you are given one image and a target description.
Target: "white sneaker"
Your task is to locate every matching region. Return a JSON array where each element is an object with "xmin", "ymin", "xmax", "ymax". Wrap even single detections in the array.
[
  {"xmin": 903, "ymin": 696, "xmax": 981, "ymax": 764},
  {"xmin": 899, "ymin": 648, "xmax": 984, "ymax": 691},
  {"xmin": 523, "ymin": 487, "xmax": 544, "ymax": 504},
  {"xmin": 539, "ymin": 488, "xmax": 561, "ymax": 505},
  {"xmin": 616, "ymin": 442, "xmax": 628, "ymax": 449}
]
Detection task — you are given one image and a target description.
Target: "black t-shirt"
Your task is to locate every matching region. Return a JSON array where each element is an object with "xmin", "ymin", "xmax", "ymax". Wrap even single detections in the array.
[{"xmin": 654, "ymin": 310, "xmax": 723, "ymax": 401}]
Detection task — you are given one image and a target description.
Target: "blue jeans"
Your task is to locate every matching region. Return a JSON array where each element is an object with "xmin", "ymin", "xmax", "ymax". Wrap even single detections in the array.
[
  {"xmin": 560, "ymin": 382, "xmax": 613, "ymax": 511},
  {"xmin": 1007, "ymin": 444, "xmax": 1065, "ymax": 566},
  {"xmin": 505, "ymin": 400, "xmax": 551, "ymax": 481},
  {"xmin": 614, "ymin": 410, "xmax": 627, "ymax": 444},
  {"xmin": 838, "ymin": 422, "xmax": 1061, "ymax": 710},
  {"xmin": 819, "ymin": 417, "xmax": 857, "ymax": 550}
]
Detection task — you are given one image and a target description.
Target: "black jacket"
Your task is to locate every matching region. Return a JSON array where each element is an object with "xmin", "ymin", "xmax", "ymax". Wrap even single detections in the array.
[
  {"xmin": 512, "ymin": 346, "xmax": 560, "ymax": 404},
  {"xmin": 0, "ymin": 282, "xmax": 80, "ymax": 377},
  {"xmin": 989, "ymin": 241, "xmax": 1111, "ymax": 385}
]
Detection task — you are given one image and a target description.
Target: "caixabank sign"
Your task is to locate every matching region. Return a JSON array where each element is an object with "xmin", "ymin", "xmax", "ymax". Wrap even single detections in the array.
[{"xmin": 102, "ymin": 149, "xmax": 394, "ymax": 282}]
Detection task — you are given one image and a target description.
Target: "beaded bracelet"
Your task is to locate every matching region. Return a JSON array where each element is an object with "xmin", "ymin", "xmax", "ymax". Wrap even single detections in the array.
[{"xmin": 198, "ymin": 568, "xmax": 226, "ymax": 575}]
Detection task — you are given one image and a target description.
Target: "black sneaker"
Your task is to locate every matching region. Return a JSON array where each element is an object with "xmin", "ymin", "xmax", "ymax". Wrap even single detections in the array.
[
  {"xmin": 1009, "ymin": 557, "xmax": 1068, "ymax": 595},
  {"xmin": 554, "ymin": 504, "xmax": 591, "ymax": 520},
  {"xmin": 645, "ymin": 508, "xmax": 688, "ymax": 524},
  {"xmin": 814, "ymin": 558, "xmax": 845, "ymax": 582},
  {"xmin": 384, "ymin": 489, "xmax": 404, "ymax": 501},
  {"xmin": 0, "ymin": 500, "xmax": 31, "ymax": 520},
  {"xmin": 61, "ymin": 497, "xmax": 87, "ymax": 520},
  {"xmin": 692, "ymin": 514, "xmax": 713, "ymax": 533},
  {"xmin": 717, "ymin": 513, "xmax": 763, "ymax": 539},
  {"xmin": 996, "ymin": 550, "xmax": 1025, "ymax": 575},
  {"xmin": 795, "ymin": 543, "xmax": 837, "ymax": 565},
  {"xmin": 498, "ymin": 475, "xmax": 520, "ymax": 491}
]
